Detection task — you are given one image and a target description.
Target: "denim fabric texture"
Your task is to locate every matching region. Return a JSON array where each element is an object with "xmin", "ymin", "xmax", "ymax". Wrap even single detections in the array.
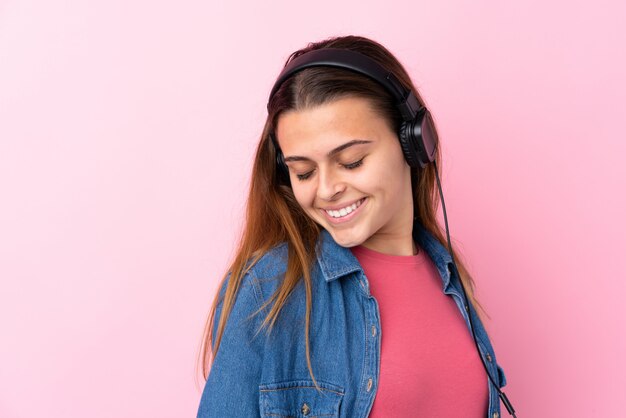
[{"xmin": 197, "ymin": 221, "xmax": 508, "ymax": 417}]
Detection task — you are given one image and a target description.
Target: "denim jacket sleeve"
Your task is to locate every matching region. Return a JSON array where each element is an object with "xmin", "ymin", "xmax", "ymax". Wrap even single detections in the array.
[{"xmin": 196, "ymin": 269, "xmax": 265, "ymax": 417}]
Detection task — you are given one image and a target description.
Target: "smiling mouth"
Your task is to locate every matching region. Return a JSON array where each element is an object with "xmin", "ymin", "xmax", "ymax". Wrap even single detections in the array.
[
  {"xmin": 323, "ymin": 198, "xmax": 366, "ymax": 218},
  {"xmin": 319, "ymin": 197, "xmax": 368, "ymax": 224}
]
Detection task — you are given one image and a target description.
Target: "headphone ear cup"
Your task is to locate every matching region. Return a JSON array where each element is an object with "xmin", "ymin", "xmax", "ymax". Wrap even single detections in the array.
[
  {"xmin": 398, "ymin": 108, "xmax": 438, "ymax": 168},
  {"xmin": 398, "ymin": 120, "xmax": 422, "ymax": 168},
  {"xmin": 276, "ymin": 151, "xmax": 289, "ymax": 181},
  {"xmin": 270, "ymin": 132, "xmax": 291, "ymax": 186}
]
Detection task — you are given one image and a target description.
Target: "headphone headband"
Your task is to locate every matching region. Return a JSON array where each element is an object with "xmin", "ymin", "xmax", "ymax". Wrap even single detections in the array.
[
  {"xmin": 267, "ymin": 46, "xmax": 437, "ymax": 174},
  {"xmin": 266, "ymin": 48, "xmax": 421, "ymax": 121}
]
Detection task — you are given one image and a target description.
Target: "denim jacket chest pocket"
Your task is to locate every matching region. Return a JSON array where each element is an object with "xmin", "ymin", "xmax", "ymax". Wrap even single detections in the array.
[{"xmin": 259, "ymin": 380, "xmax": 345, "ymax": 418}]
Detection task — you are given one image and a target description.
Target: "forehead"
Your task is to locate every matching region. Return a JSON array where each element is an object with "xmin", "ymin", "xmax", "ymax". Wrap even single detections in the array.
[{"xmin": 275, "ymin": 96, "xmax": 392, "ymax": 154}]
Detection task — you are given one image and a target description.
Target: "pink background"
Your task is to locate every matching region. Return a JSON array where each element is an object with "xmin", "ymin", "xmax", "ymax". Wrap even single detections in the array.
[{"xmin": 1, "ymin": 1, "xmax": 624, "ymax": 417}]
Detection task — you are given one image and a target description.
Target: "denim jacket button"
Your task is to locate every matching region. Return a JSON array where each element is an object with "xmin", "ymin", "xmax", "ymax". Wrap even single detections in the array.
[
  {"xmin": 486, "ymin": 353, "xmax": 492, "ymax": 362},
  {"xmin": 301, "ymin": 402, "xmax": 310, "ymax": 415},
  {"xmin": 371, "ymin": 325, "xmax": 376, "ymax": 337},
  {"xmin": 366, "ymin": 378, "xmax": 373, "ymax": 392},
  {"xmin": 492, "ymin": 412, "xmax": 499, "ymax": 418}
]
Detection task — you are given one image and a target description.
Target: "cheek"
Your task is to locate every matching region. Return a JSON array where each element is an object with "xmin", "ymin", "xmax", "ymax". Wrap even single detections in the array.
[
  {"xmin": 362, "ymin": 154, "xmax": 407, "ymax": 196},
  {"xmin": 363, "ymin": 155, "xmax": 396, "ymax": 185},
  {"xmin": 291, "ymin": 186, "xmax": 313, "ymax": 209}
]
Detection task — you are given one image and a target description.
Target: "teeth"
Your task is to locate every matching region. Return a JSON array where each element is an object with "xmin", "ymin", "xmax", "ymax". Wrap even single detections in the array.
[{"xmin": 325, "ymin": 198, "xmax": 364, "ymax": 218}]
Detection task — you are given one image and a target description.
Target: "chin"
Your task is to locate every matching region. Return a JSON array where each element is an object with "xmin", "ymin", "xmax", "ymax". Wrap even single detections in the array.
[{"xmin": 326, "ymin": 227, "xmax": 367, "ymax": 248}]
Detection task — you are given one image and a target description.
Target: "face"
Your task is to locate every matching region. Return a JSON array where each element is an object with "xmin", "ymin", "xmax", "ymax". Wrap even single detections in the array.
[{"xmin": 275, "ymin": 96, "xmax": 415, "ymax": 253}]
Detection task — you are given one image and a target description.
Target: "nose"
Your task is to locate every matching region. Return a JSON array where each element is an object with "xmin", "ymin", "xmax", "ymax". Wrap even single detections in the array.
[{"xmin": 317, "ymin": 164, "xmax": 346, "ymax": 202}]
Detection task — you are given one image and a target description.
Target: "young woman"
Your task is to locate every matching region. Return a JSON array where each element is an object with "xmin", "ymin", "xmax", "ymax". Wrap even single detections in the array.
[{"xmin": 196, "ymin": 35, "xmax": 515, "ymax": 418}]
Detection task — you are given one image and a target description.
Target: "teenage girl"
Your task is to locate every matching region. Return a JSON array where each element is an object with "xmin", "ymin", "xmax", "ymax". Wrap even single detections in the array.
[{"xmin": 196, "ymin": 35, "xmax": 515, "ymax": 418}]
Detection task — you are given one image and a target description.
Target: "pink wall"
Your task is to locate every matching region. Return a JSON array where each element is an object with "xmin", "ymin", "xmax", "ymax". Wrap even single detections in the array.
[{"xmin": 1, "ymin": 1, "xmax": 624, "ymax": 417}]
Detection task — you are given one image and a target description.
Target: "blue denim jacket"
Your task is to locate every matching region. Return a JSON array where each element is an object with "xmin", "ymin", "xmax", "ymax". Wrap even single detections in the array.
[{"xmin": 197, "ymin": 222, "xmax": 508, "ymax": 417}]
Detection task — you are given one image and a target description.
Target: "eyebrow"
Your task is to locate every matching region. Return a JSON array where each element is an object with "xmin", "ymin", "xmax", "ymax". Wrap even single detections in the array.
[{"xmin": 283, "ymin": 139, "xmax": 373, "ymax": 163}]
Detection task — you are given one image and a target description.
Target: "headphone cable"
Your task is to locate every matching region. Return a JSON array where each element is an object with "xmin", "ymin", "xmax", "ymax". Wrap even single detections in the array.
[{"xmin": 432, "ymin": 160, "xmax": 517, "ymax": 417}]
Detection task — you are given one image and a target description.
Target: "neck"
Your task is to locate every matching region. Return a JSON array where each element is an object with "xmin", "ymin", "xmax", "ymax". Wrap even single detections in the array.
[{"xmin": 359, "ymin": 236, "xmax": 419, "ymax": 256}]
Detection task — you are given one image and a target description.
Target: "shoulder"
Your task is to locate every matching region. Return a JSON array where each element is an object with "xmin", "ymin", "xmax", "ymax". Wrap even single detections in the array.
[
  {"xmin": 248, "ymin": 241, "xmax": 289, "ymax": 280},
  {"xmin": 217, "ymin": 242, "xmax": 290, "ymax": 308},
  {"xmin": 248, "ymin": 242, "xmax": 294, "ymax": 305}
]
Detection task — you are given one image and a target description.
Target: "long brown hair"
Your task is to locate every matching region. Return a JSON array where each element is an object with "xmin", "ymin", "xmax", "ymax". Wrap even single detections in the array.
[{"xmin": 197, "ymin": 35, "xmax": 491, "ymax": 389}]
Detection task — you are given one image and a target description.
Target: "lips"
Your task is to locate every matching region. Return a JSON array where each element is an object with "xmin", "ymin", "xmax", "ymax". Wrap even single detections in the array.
[
  {"xmin": 320, "ymin": 197, "xmax": 368, "ymax": 224},
  {"xmin": 321, "ymin": 197, "xmax": 365, "ymax": 212}
]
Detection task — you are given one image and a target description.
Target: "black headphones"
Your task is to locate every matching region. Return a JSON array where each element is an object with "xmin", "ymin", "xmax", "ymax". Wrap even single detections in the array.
[{"xmin": 266, "ymin": 48, "xmax": 438, "ymax": 185}]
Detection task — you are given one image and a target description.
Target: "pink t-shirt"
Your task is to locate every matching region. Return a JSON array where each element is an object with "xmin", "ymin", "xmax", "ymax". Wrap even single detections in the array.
[{"xmin": 349, "ymin": 243, "xmax": 488, "ymax": 417}]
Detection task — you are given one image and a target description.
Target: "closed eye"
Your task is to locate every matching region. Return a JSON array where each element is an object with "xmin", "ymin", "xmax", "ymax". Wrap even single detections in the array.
[
  {"xmin": 344, "ymin": 158, "xmax": 365, "ymax": 170},
  {"xmin": 295, "ymin": 157, "xmax": 365, "ymax": 181}
]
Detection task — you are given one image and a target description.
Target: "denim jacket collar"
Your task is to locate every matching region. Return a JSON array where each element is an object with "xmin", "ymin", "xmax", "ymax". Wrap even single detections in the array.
[{"xmin": 315, "ymin": 221, "xmax": 455, "ymax": 292}]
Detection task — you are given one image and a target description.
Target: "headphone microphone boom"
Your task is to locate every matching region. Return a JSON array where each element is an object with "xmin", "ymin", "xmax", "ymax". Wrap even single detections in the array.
[{"xmin": 265, "ymin": 47, "xmax": 517, "ymax": 417}]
